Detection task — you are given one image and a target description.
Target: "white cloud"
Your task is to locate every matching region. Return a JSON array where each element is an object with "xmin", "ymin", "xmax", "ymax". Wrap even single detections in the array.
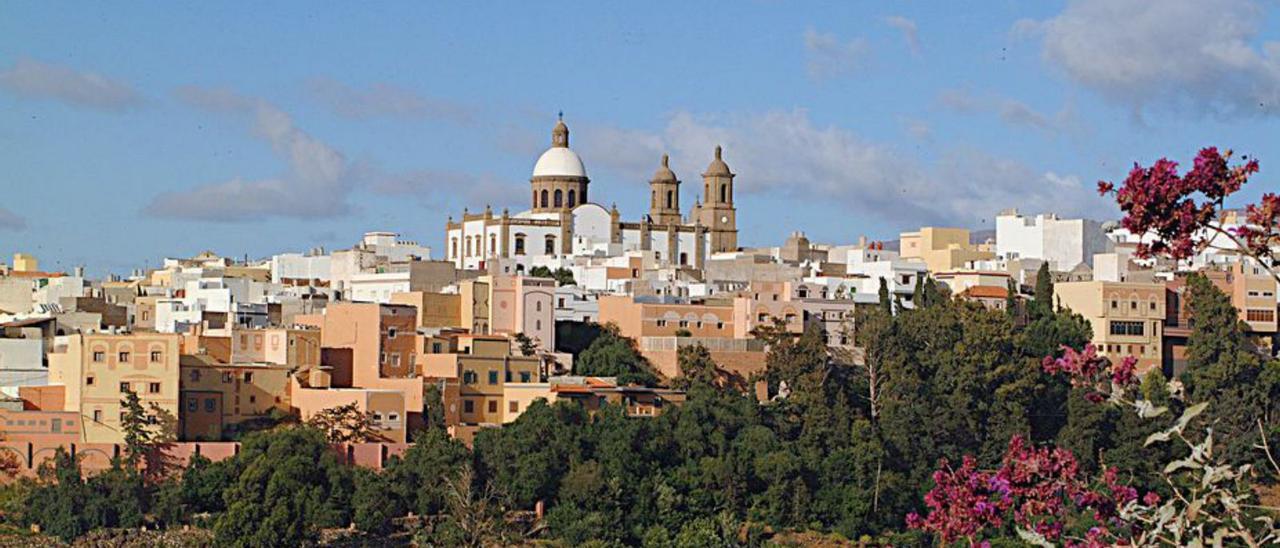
[
  {"xmin": 0, "ymin": 207, "xmax": 26, "ymax": 231},
  {"xmin": 306, "ymin": 78, "xmax": 474, "ymax": 124},
  {"xmin": 884, "ymin": 16, "xmax": 921, "ymax": 56},
  {"xmin": 0, "ymin": 58, "xmax": 142, "ymax": 111},
  {"xmin": 803, "ymin": 28, "xmax": 870, "ymax": 80},
  {"xmin": 1019, "ymin": 0, "xmax": 1280, "ymax": 117},
  {"xmin": 586, "ymin": 110, "xmax": 1111, "ymax": 227},
  {"xmin": 936, "ymin": 88, "xmax": 1080, "ymax": 137},
  {"xmin": 145, "ymin": 87, "xmax": 353, "ymax": 222}
]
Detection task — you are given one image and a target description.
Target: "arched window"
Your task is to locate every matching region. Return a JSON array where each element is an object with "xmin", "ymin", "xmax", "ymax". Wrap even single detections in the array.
[
  {"xmin": 514, "ymin": 233, "xmax": 526, "ymax": 255},
  {"xmin": 451, "ymin": 238, "xmax": 458, "ymax": 258},
  {"xmin": 465, "ymin": 237, "xmax": 472, "ymax": 257},
  {"xmin": 720, "ymin": 184, "xmax": 727, "ymax": 203},
  {"xmin": 652, "ymin": 190, "xmax": 657, "ymax": 207},
  {"xmin": 475, "ymin": 236, "xmax": 482, "ymax": 256},
  {"xmin": 545, "ymin": 235, "xmax": 556, "ymax": 255},
  {"xmin": 679, "ymin": 252, "xmax": 688, "ymax": 265},
  {"xmin": 554, "ymin": 189, "xmax": 563, "ymax": 207},
  {"xmin": 666, "ymin": 190, "xmax": 673, "ymax": 209},
  {"xmin": 489, "ymin": 234, "xmax": 496, "ymax": 255},
  {"xmin": 568, "ymin": 189, "xmax": 576, "ymax": 207},
  {"xmin": 540, "ymin": 190, "xmax": 548, "ymax": 208}
]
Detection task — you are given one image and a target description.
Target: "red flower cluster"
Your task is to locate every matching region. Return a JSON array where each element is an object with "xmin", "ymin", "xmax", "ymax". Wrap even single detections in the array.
[
  {"xmin": 1042, "ymin": 344, "xmax": 1138, "ymax": 401},
  {"xmin": 1236, "ymin": 192, "xmax": 1280, "ymax": 266},
  {"xmin": 908, "ymin": 436, "xmax": 1156, "ymax": 546},
  {"xmin": 1098, "ymin": 147, "xmax": 1259, "ymax": 260}
]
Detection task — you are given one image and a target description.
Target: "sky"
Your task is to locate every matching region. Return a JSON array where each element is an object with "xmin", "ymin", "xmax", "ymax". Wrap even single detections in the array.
[{"xmin": 2, "ymin": 1, "xmax": 1279, "ymax": 276}]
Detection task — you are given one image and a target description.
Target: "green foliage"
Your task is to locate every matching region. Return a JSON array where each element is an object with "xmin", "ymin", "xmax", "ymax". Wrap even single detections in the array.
[
  {"xmin": 385, "ymin": 428, "xmax": 470, "ymax": 517},
  {"xmin": 513, "ymin": 332, "xmax": 537, "ymax": 356},
  {"xmin": 575, "ymin": 323, "xmax": 661, "ymax": 386},
  {"xmin": 672, "ymin": 343, "xmax": 718, "ymax": 390},
  {"xmin": 1181, "ymin": 273, "xmax": 1280, "ymax": 468},
  {"xmin": 213, "ymin": 426, "xmax": 353, "ymax": 547},
  {"xmin": 1032, "ymin": 262, "xmax": 1054, "ymax": 317},
  {"xmin": 529, "ymin": 265, "xmax": 576, "ymax": 286}
]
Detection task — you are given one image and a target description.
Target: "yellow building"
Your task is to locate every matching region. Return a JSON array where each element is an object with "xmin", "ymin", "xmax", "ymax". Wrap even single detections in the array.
[
  {"xmin": 390, "ymin": 291, "xmax": 465, "ymax": 329},
  {"xmin": 48, "ymin": 333, "xmax": 182, "ymax": 443},
  {"xmin": 178, "ymin": 354, "xmax": 293, "ymax": 440},
  {"xmin": 1054, "ymin": 280, "xmax": 1165, "ymax": 374},
  {"xmin": 12, "ymin": 253, "xmax": 38, "ymax": 273},
  {"xmin": 419, "ymin": 334, "xmax": 542, "ymax": 426},
  {"xmin": 899, "ymin": 227, "xmax": 995, "ymax": 273}
]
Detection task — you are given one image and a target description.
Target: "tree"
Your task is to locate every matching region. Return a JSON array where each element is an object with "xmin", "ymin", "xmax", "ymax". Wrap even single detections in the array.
[
  {"xmin": 385, "ymin": 428, "xmax": 470, "ymax": 517},
  {"xmin": 513, "ymin": 332, "xmax": 537, "ymax": 356},
  {"xmin": 213, "ymin": 426, "xmax": 354, "ymax": 547},
  {"xmin": 119, "ymin": 387, "xmax": 175, "ymax": 471},
  {"xmin": 575, "ymin": 323, "xmax": 660, "ymax": 386},
  {"xmin": 1098, "ymin": 146, "xmax": 1275, "ymax": 281},
  {"xmin": 672, "ymin": 343, "xmax": 719, "ymax": 389},
  {"xmin": 529, "ymin": 266, "xmax": 576, "ymax": 286},
  {"xmin": 306, "ymin": 402, "xmax": 383, "ymax": 443},
  {"xmin": 26, "ymin": 448, "xmax": 92, "ymax": 541},
  {"xmin": 1031, "ymin": 262, "xmax": 1054, "ymax": 318},
  {"xmin": 877, "ymin": 277, "xmax": 892, "ymax": 314}
]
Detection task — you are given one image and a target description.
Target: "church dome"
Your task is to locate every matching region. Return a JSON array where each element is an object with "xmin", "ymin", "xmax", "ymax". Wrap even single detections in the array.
[
  {"xmin": 533, "ymin": 147, "xmax": 587, "ymax": 178},
  {"xmin": 703, "ymin": 145, "xmax": 732, "ymax": 177},
  {"xmin": 651, "ymin": 154, "xmax": 677, "ymax": 183},
  {"xmin": 532, "ymin": 116, "xmax": 587, "ymax": 179}
]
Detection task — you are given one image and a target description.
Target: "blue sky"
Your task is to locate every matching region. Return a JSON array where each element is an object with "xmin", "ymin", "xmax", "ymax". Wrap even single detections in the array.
[{"xmin": 2, "ymin": 1, "xmax": 1278, "ymax": 276}]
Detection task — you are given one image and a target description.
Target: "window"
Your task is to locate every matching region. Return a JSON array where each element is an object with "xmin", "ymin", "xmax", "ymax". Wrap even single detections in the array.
[
  {"xmin": 464, "ymin": 400, "xmax": 474, "ymax": 413},
  {"xmin": 488, "ymin": 370, "xmax": 499, "ymax": 385},
  {"xmin": 1111, "ymin": 300, "xmax": 1118, "ymax": 309},
  {"xmin": 656, "ymin": 320, "xmax": 667, "ymax": 327},
  {"xmin": 189, "ymin": 369, "xmax": 201, "ymax": 382},
  {"xmin": 488, "ymin": 400, "xmax": 498, "ymax": 413},
  {"xmin": 1247, "ymin": 309, "xmax": 1276, "ymax": 322},
  {"xmin": 545, "ymin": 235, "xmax": 556, "ymax": 255},
  {"xmin": 666, "ymin": 190, "xmax": 674, "ymax": 209},
  {"xmin": 119, "ymin": 382, "xmax": 130, "ymax": 393},
  {"xmin": 373, "ymin": 412, "xmax": 383, "ymax": 421},
  {"xmin": 187, "ymin": 399, "xmax": 197, "ymax": 413},
  {"xmin": 554, "ymin": 189, "xmax": 563, "ymax": 207},
  {"xmin": 249, "ymin": 395, "xmax": 256, "ymax": 404},
  {"xmin": 390, "ymin": 353, "xmax": 401, "ymax": 367},
  {"xmin": 678, "ymin": 320, "xmax": 689, "ymax": 328},
  {"xmin": 451, "ymin": 238, "xmax": 458, "ymax": 258},
  {"xmin": 509, "ymin": 401, "xmax": 519, "ymax": 413},
  {"xmin": 489, "ymin": 234, "xmax": 496, "ymax": 255},
  {"xmin": 205, "ymin": 398, "xmax": 216, "ymax": 412},
  {"xmin": 540, "ymin": 189, "xmax": 549, "ymax": 208},
  {"xmin": 679, "ymin": 252, "xmax": 688, "ymax": 266},
  {"xmin": 514, "ymin": 234, "xmax": 526, "ymax": 255},
  {"xmin": 118, "ymin": 351, "xmax": 130, "ymax": 363},
  {"xmin": 463, "ymin": 371, "xmax": 477, "ymax": 384},
  {"xmin": 536, "ymin": 301, "xmax": 542, "ymax": 312},
  {"xmin": 148, "ymin": 382, "xmax": 160, "ymax": 394},
  {"xmin": 568, "ymin": 189, "xmax": 577, "ymax": 207},
  {"xmin": 92, "ymin": 351, "xmax": 105, "ymax": 362},
  {"xmin": 720, "ymin": 184, "xmax": 727, "ymax": 202},
  {"xmin": 86, "ymin": 376, "xmax": 95, "ymax": 386},
  {"xmin": 387, "ymin": 327, "xmax": 397, "ymax": 339},
  {"xmin": 388, "ymin": 413, "xmax": 399, "ymax": 422},
  {"xmin": 1109, "ymin": 320, "xmax": 1145, "ymax": 336},
  {"xmin": 244, "ymin": 372, "xmax": 254, "ymax": 383},
  {"xmin": 520, "ymin": 371, "xmax": 531, "ymax": 382},
  {"xmin": 93, "ymin": 410, "xmax": 102, "ymax": 422},
  {"xmin": 222, "ymin": 372, "xmax": 233, "ymax": 383},
  {"xmin": 150, "ymin": 350, "xmax": 162, "ymax": 362}
]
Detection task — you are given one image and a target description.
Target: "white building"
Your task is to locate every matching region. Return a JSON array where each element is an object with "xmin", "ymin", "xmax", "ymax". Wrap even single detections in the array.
[
  {"xmin": 271, "ymin": 251, "xmax": 332, "ymax": 285},
  {"xmin": 445, "ymin": 118, "xmax": 740, "ymax": 273},
  {"xmin": 0, "ymin": 338, "xmax": 46, "ymax": 387},
  {"xmin": 996, "ymin": 210, "xmax": 1112, "ymax": 271}
]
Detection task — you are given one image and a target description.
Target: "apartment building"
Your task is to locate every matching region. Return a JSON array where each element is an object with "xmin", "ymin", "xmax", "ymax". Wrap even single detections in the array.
[
  {"xmin": 47, "ymin": 332, "xmax": 182, "ymax": 443},
  {"xmin": 419, "ymin": 334, "xmax": 542, "ymax": 427},
  {"xmin": 459, "ymin": 275, "xmax": 556, "ymax": 352},
  {"xmin": 1054, "ymin": 281, "xmax": 1165, "ymax": 374},
  {"xmin": 899, "ymin": 227, "xmax": 995, "ymax": 273}
]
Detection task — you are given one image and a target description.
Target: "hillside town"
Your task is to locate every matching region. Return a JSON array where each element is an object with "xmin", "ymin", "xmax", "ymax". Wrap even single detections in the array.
[{"xmin": 0, "ymin": 119, "xmax": 1275, "ymax": 466}]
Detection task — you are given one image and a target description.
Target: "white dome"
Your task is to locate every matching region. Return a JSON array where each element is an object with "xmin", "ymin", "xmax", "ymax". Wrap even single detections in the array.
[{"xmin": 532, "ymin": 147, "xmax": 587, "ymax": 178}]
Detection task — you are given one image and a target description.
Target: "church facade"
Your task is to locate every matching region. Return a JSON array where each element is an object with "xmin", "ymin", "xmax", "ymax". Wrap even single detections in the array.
[{"xmin": 445, "ymin": 118, "xmax": 739, "ymax": 273}]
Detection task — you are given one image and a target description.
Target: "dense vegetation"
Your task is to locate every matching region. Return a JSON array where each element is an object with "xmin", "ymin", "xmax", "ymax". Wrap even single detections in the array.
[{"xmin": 1, "ymin": 274, "xmax": 1276, "ymax": 546}]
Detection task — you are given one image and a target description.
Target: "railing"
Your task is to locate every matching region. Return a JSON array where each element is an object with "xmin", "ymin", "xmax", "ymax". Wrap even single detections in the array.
[{"xmin": 639, "ymin": 336, "xmax": 765, "ymax": 352}]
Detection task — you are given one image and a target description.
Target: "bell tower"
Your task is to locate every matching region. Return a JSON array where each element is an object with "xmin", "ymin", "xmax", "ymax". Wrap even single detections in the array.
[
  {"xmin": 648, "ymin": 154, "xmax": 682, "ymax": 225},
  {"xmin": 695, "ymin": 145, "xmax": 738, "ymax": 252}
]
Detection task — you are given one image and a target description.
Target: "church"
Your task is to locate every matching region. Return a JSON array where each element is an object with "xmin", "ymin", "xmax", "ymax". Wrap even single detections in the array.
[{"xmin": 445, "ymin": 117, "xmax": 739, "ymax": 273}]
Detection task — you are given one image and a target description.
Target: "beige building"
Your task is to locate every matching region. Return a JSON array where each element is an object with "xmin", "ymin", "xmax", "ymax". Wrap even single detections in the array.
[
  {"xmin": 48, "ymin": 332, "xmax": 182, "ymax": 443},
  {"xmin": 390, "ymin": 291, "xmax": 464, "ymax": 329},
  {"xmin": 899, "ymin": 227, "xmax": 995, "ymax": 273},
  {"xmin": 1054, "ymin": 280, "xmax": 1166, "ymax": 374},
  {"xmin": 178, "ymin": 354, "xmax": 292, "ymax": 441},
  {"xmin": 419, "ymin": 334, "xmax": 542, "ymax": 427},
  {"xmin": 459, "ymin": 275, "xmax": 556, "ymax": 352},
  {"xmin": 12, "ymin": 253, "xmax": 38, "ymax": 273}
]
